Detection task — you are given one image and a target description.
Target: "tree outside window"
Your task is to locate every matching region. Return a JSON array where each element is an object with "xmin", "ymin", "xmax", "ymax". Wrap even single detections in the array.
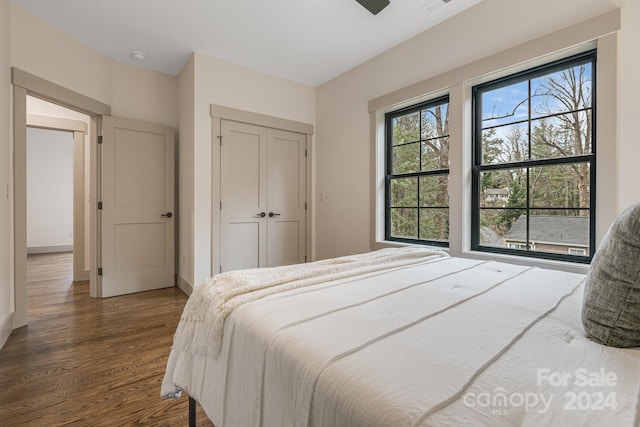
[
  {"xmin": 385, "ymin": 96, "xmax": 449, "ymax": 246},
  {"xmin": 472, "ymin": 50, "xmax": 596, "ymax": 262}
]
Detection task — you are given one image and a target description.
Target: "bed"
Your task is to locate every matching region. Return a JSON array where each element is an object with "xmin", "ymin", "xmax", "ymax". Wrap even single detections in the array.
[{"xmin": 161, "ymin": 247, "xmax": 640, "ymax": 426}]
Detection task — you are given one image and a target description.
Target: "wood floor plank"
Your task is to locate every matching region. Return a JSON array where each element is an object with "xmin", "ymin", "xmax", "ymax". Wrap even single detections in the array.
[{"xmin": 0, "ymin": 253, "xmax": 214, "ymax": 426}]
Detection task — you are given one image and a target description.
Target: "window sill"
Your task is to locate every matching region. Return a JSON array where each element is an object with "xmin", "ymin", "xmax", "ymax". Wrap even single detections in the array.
[
  {"xmin": 460, "ymin": 249, "xmax": 589, "ymax": 275},
  {"xmin": 372, "ymin": 239, "xmax": 589, "ymax": 275}
]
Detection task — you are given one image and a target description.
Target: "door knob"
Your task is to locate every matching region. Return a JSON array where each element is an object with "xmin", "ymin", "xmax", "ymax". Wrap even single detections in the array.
[
  {"xmin": 257, "ymin": 212, "xmax": 266, "ymax": 218},
  {"xmin": 161, "ymin": 212, "xmax": 173, "ymax": 218},
  {"xmin": 268, "ymin": 212, "xmax": 281, "ymax": 218}
]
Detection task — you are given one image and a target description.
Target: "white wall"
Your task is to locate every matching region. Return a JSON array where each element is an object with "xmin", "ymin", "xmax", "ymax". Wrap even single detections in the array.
[
  {"xmin": 0, "ymin": 0, "xmax": 13, "ymax": 347},
  {"xmin": 26, "ymin": 96, "xmax": 92, "ymax": 267},
  {"xmin": 181, "ymin": 52, "xmax": 316, "ymax": 287},
  {"xmin": 315, "ymin": 0, "xmax": 623, "ymax": 260},
  {"xmin": 26, "ymin": 127, "xmax": 73, "ymax": 251}
]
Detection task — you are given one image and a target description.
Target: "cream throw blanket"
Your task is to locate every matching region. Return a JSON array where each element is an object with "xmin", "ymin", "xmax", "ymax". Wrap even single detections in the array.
[{"xmin": 172, "ymin": 247, "xmax": 447, "ymax": 358}]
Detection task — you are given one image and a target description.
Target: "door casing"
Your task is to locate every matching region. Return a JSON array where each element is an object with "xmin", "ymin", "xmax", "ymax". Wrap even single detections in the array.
[
  {"xmin": 12, "ymin": 68, "xmax": 110, "ymax": 327},
  {"xmin": 211, "ymin": 104, "xmax": 314, "ymax": 278}
]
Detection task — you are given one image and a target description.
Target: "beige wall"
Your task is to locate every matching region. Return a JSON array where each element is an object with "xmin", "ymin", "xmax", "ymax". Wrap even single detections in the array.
[
  {"xmin": 615, "ymin": 0, "xmax": 640, "ymax": 209},
  {"xmin": 315, "ymin": 0, "xmax": 624, "ymax": 260},
  {"xmin": 111, "ymin": 62, "xmax": 178, "ymax": 128},
  {"xmin": 185, "ymin": 52, "xmax": 316, "ymax": 287},
  {"xmin": 6, "ymin": 1, "xmax": 316, "ymax": 301},
  {"xmin": 10, "ymin": 2, "xmax": 178, "ymax": 128},
  {"xmin": 4, "ymin": 0, "xmax": 634, "ymax": 311},
  {"xmin": 4, "ymin": 2, "xmax": 179, "ymax": 338},
  {"xmin": 0, "ymin": 0, "xmax": 12, "ymax": 347},
  {"xmin": 10, "ymin": 2, "xmax": 112, "ymax": 107},
  {"xmin": 177, "ymin": 54, "xmax": 195, "ymax": 287}
]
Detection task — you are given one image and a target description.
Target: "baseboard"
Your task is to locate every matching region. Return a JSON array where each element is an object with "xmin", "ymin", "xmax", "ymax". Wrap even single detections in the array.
[
  {"xmin": 27, "ymin": 245, "xmax": 73, "ymax": 254},
  {"xmin": 177, "ymin": 274, "xmax": 193, "ymax": 296},
  {"xmin": 0, "ymin": 312, "xmax": 14, "ymax": 351}
]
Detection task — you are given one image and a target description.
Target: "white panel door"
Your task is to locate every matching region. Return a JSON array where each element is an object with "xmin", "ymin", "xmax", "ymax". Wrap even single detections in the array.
[
  {"xmin": 101, "ymin": 116, "xmax": 175, "ymax": 297},
  {"xmin": 220, "ymin": 120, "xmax": 267, "ymax": 272},
  {"xmin": 219, "ymin": 120, "xmax": 306, "ymax": 273},
  {"xmin": 266, "ymin": 129, "xmax": 306, "ymax": 267}
]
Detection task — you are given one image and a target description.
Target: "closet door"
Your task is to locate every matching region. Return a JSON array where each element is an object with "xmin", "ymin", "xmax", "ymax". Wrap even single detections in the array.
[
  {"xmin": 220, "ymin": 120, "xmax": 267, "ymax": 271},
  {"xmin": 219, "ymin": 120, "xmax": 306, "ymax": 273},
  {"xmin": 266, "ymin": 129, "xmax": 306, "ymax": 267}
]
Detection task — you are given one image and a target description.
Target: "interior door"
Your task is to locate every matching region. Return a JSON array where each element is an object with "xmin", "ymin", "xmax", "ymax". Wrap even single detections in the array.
[
  {"xmin": 220, "ymin": 120, "xmax": 267, "ymax": 272},
  {"xmin": 266, "ymin": 129, "xmax": 306, "ymax": 266},
  {"xmin": 219, "ymin": 120, "xmax": 306, "ymax": 273},
  {"xmin": 100, "ymin": 116, "xmax": 175, "ymax": 297}
]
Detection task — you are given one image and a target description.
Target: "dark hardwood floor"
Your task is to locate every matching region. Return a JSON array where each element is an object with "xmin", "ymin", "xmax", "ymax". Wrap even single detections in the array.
[{"xmin": 0, "ymin": 252, "xmax": 214, "ymax": 426}]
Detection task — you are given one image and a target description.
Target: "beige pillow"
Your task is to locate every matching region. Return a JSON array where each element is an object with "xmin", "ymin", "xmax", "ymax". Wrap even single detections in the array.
[{"xmin": 582, "ymin": 203, "xmax": 640, "ymax": 347}]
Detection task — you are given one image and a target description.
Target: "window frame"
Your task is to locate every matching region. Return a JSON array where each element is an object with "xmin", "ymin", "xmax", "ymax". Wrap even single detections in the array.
[
  {"xmin": 471, "ymin": 50, "xmax": 597, "ymax": 264},
  {"xmin": 384, "ymin": 95, "xmax": 450, "ymax": 247}
]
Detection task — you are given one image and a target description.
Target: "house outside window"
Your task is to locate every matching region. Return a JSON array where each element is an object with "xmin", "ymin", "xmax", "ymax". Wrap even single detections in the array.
[
  {"xmin": 471, "ymin": 50, "xmax": 596, "ymax": 263},
  {"xmin": 385, "ymin": 96, "xmax": 449, "ymax": 246}
]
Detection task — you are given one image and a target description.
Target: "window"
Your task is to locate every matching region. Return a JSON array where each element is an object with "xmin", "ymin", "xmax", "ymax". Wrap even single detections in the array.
[
  {"xmin": 472, "ymin": 50, "xmax": 596, "ymax": 263},
  {"xmin": 385, "ymin": 96, "xmax": 449, "ymax": 247}
]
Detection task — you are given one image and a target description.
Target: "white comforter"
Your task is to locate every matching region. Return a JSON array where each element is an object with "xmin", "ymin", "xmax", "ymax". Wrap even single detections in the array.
[{"xmin": 162, "ymin": 249, "xmax": 640, "ymax": 427}]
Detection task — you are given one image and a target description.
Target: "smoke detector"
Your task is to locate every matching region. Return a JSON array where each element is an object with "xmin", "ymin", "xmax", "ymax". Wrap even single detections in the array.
[
  {"xmin": 130, "ymin": 51, "xmax": 146, "ymax": 61},
  {"xmin": 424, "ymin": 0, "xmax": 451, "ymax": 13}
]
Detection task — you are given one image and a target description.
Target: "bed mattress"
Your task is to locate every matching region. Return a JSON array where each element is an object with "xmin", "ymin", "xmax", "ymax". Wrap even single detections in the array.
[{"xmin": 162, "ymin": 249, "xmax": 640, "ymax": 427}]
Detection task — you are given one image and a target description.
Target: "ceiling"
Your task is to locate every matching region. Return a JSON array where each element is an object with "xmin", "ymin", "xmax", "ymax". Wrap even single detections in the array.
[{"xmin": 13, "ymin": 0, "xmax": 482, "ymax": 86}]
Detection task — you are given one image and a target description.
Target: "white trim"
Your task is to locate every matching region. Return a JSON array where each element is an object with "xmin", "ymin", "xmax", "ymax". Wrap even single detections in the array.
[
  {"xmin": 26, "ymin": 114, "xmax": 87, "ymax": 133},
  {"xmin": 27, "ymin": 245, "xmax": 73, "ymax": 254},
  {"xmin": 12, "ymin": 68, "xmax": 110, "ymax": 116},
  {"xmin": 460, "ymin": 249, "xmax": 589, "ymax": 275},
  {"xmin": 210, "ymin": 104, "xmax": 314, "ymax": 135},
  {"xmin": 177, "ymin": 274, "xmax": 193, "ymax": 296},
  {"xmin": 0, "ymin": 312, "xmax": 14, "ymax": 350}
]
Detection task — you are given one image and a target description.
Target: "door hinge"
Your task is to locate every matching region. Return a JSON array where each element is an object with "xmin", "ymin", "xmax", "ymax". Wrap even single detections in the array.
[
  {"xmin": 305, "ymin": 149, "xmax": 308, "ymax": 157},
  {"xmin": 98, "ymin": 267, "xmax": 103, "ymax": 276},
  {"xmin": 219, "ymin": 266, "xmax": 222, "ymax": 273},
  {"xmin": 305, "ymin": 202, "xmax": 307, "ymax": 210},
  {"xmin": 98, "ymin": 201, "xmax": 103, "ymax": 210},
  {"xmin": 217, "ymin": 135, "xmax": 223, "ymax": 145},
  {"xmin": 219, "ymin": 201, "xmax": 222, "ymax": 210},
  {"xmin": 304, "ymin": 255, "xmax": 307, "ymax": 262},
  {"xmin": 98, "ymin": 135, "xmax": 103, "ymax": 144}
]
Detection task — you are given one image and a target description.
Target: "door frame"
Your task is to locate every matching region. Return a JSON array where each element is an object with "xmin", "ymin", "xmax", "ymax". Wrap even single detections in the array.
[
  {"xmin": 12, "ymin": 68, "xmax": 110, "ymax": 327},
  {"xmin": 210, "ymin": 104, "xmax": 314, "ymax": 277}
]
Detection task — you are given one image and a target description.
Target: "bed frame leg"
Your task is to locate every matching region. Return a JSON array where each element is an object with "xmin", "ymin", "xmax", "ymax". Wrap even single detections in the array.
[{"xmin": 189, "ymin": 395, "xmax": 196, "ymax": 427}]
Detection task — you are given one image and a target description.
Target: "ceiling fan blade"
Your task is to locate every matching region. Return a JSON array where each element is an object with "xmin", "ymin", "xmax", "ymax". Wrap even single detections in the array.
[{"xmin": 355, "ymin": 0, "xmax": 390, "ymax": 15}]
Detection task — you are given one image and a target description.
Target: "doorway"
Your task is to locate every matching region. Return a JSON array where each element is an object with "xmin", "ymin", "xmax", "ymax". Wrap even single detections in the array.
[
  {"xmin": 13, "ymin": 69, "xmax": 176, "ymax": 330},
  {"xmin": 12, "ymin": 68, "xmax": 110, "ymax": 328},
  {"xmin": 26, "ymin": 96, "xmax": 91, "ymax": 283}
]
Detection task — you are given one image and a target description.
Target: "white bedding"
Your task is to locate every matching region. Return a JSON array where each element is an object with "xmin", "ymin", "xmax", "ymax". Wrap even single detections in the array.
[{"xmin": 162, "ymin": 249, "xmax": 640, "ymax": 427}]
